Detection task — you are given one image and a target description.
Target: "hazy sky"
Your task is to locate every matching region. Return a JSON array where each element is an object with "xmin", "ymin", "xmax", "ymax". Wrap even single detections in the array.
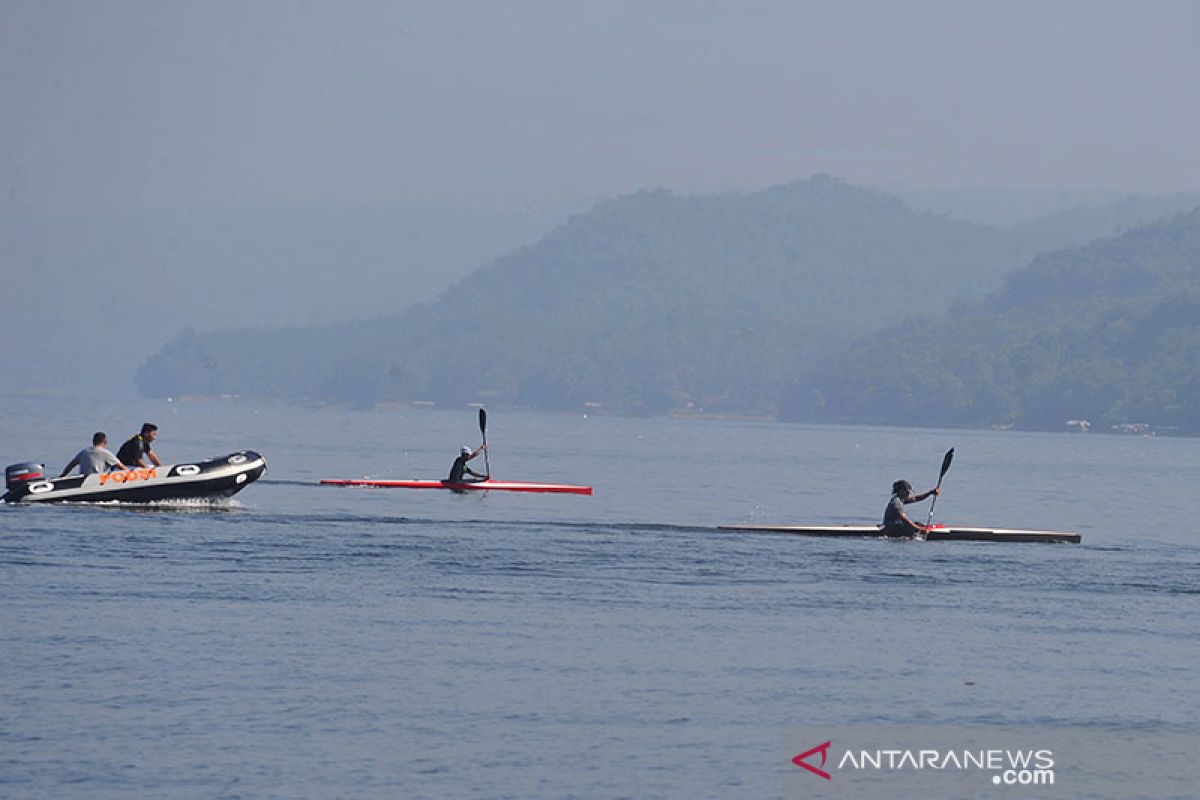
[
  {"xmin": 3, "ymin": 0, "xmax": 1198, "ymax": 216},
  {"xmin": 3, "ymin": 0, "xmax": 1199, "ymax": 396}
]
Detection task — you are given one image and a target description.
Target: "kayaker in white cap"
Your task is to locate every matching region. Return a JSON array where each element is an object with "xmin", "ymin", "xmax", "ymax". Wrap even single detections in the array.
[{"xmin": 446, "ymin": 444, "xmax": 487, "ymax": 483}]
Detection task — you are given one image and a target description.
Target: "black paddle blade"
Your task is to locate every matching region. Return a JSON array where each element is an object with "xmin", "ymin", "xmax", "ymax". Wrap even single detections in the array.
[
  {"xmin": 478, "ymin": 408, "xmax": 487, "ymax": 435},
  {"xmin": 939, "ymin": 448, "xmax": 955, "ymax": 479}
]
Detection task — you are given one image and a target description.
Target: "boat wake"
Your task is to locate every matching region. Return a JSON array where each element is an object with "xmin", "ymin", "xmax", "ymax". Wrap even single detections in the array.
[
  {"xmin": 3, "ymin": 496, "xmax": 246, "ymax": 513},
  {"xmin": 126, "ymin": 496, "xmax": 247, "ymax": 513}
]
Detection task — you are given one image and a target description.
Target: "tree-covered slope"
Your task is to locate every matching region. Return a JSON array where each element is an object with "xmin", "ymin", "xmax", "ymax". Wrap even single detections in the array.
[
  {"xmin": 138, "ymin": 177, "xmax": 1052, "ymax": 414},
  {"xmin": 781, "ymin": 208, "xmax": 1200, "ymax": 433}
]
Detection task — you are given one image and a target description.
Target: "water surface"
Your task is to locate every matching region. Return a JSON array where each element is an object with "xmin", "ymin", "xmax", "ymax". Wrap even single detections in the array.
[{"xmin": 2, "ymin": 398, "xmax": 1197, "ymax": 798}]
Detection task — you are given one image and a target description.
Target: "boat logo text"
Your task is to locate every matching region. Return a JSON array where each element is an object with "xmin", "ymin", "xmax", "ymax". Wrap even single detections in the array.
[{"xmin": 98, "ymin": 468, "xmax": 157, "ymax": 485}]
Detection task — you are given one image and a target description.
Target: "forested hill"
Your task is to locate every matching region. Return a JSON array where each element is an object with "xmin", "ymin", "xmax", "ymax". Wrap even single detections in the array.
[
  {"xmin": 782, "ymin": 208, "xmax": 1200, "ymax": 433},
  {"xmin": 138, "ymin": 177, "xmax": 1059, "ymax": 414}
]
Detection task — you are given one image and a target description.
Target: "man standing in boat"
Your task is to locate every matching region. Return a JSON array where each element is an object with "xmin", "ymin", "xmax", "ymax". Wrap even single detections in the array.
[
  {"xmin": 116, "ymin": 423, "xmax": 162, "ymax": 469},
  {"xmin": 883, "ymin": 479, "xmax": 940, "ymax": 536},
  {"xmin": 446, "ymin": 444, "xmax": 488, "ymax": 484},
  {"xmin": 60, "ymin": 432, "xmax": 127, "ymax": 476}
]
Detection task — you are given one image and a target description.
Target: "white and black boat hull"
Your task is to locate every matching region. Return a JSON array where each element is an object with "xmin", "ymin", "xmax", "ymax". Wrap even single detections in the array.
[
  {"xmin": 2, "ymin": 451, "xmax": 266, "ymax": 504},
  {"xmin": 718, "ymin": 524, "xmax": 1081, "ymax": 544}
]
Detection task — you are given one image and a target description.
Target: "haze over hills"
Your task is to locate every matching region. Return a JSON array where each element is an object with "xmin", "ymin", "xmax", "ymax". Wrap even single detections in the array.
[
  {"xmin": 0, "ymin": 203, "xmax": 566, "ymax": 395},
  {"xmin": 1010, "ymin": 193, "xmax": 1200, "ymax": 246},
  {"xmin": 900, "ymin": 188, "xmax": 1200, "ymax": 229},
  {"xmin": 783, "ymin": 208, "xmax": 1200, "ymax": 434},
  {"xmin": 136, "ymin": 177, "xmax": 1199, "ymax": 419}
]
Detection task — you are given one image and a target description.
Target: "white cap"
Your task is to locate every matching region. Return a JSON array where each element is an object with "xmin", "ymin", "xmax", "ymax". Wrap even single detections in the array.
[{"xmin": 461, "ymin": 446, "xmax": 472, "ymax": 456}]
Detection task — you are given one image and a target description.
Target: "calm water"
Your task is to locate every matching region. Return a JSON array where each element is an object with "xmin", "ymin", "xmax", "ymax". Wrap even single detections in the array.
[{"xmin": 1, "ymin": 397, "xmax": 1198, "ymax": 798}]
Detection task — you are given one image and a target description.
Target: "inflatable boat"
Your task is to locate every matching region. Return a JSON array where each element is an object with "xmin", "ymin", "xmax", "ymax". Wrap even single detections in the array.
[{"xmin": 2, "ymin": 451, "xmax": 267, "ymax": 504}]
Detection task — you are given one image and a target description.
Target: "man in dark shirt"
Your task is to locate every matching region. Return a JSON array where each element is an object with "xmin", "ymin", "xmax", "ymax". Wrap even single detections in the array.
[
  {"xmin": 116, "ymin": 423, "xmax": 162, "ymax": 468},
  {"xmin": 446, "ymin": 444, "xmax": 487, "ymax": 483},
  {"xmin": 882, "ymin": 479, "xmax": 940, "ymax": 536}
]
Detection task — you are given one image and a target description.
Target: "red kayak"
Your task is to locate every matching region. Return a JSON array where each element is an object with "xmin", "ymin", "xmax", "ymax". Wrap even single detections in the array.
[{"xmin": 320, "ymin": 478, "xmax": 593, "ymax": 495}]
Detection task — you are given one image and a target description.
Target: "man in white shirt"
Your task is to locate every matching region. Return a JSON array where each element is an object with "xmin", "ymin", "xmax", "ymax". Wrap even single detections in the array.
[{"xmin": 60, "ymin": 432, "xmax": 127, "ymax": 476}]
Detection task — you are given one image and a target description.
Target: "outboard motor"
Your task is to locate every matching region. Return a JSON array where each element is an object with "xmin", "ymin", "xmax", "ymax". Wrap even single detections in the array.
[{"xmin": 5, "ymin": 462, "xmax": 45, "ymax": 492}]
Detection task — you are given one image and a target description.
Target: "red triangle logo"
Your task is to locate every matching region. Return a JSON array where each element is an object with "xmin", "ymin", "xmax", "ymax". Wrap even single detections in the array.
[{"xmin": 792, "ymin": 740, "xmax": 832, "ymax": 780}]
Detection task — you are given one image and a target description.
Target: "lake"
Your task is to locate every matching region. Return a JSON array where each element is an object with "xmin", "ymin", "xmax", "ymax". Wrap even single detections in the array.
[{"xmin": 2, "ymin": 396, "xmax": 1197, "ymax": 798}]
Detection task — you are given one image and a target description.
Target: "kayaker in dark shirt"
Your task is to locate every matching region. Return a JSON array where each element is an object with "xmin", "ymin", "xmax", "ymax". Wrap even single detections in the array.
[
  {"xmin": 447, "ymin": 444, "xmax": 487, "ymax": 483},
  {"xmin": 116, "ymin": 423, "xmax": 162, "ymax": 468},
  {"xmin": 882, "ymin": 479, "xmax": 940, "ymax": 536}
]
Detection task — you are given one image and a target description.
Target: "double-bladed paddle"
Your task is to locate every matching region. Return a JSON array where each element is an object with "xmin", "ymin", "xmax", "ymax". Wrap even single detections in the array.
[
  {"xmin": 924, "ymin": 447, "xmax": 955, "ymax": 532},
  {"xmin": 478, "ymin": 408, "xmax": 491, "ymax": 478}
]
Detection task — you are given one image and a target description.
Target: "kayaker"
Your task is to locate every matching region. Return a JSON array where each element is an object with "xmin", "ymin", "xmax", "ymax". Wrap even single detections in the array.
[
  {"xmin": 60, "ymin": 432, "xmax": 127, "ymax": 477},
  {"xmin": 882, "ymin": 479, "xmax": 940, "ymax": 536},
  {"xmin": 446, "ymin": 444, "xmax": 488, "ymax": 483},
  {"xmin": 116, "ymin": 423, "xmax": 162, "ymax": 468}
]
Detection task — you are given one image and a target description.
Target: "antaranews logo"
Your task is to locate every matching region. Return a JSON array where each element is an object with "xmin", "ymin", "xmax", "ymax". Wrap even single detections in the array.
[{"xmin": 791, "ymin": 740, "xmax": 1055, "ymax": 787}]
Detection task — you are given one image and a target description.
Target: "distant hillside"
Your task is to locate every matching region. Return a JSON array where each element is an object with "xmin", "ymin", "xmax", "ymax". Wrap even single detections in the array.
[
  {"xmin": 900, "ymin": 187, "xmax": 1200, "ymax": 229},
  {"xmin": 782, "ymin": 209, "xmax": 1200, "ymax": 434},
  {"xmin": 1011, "ymin": 192, "xmax": 1200, "ymax": 248},
  {"xmin": 1, "ymin": 203, "xmax": 562, "ymax": 395},
  {"xmin": 139, "ymin": 177, "xmax": 1053, "ymax": 414}
]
